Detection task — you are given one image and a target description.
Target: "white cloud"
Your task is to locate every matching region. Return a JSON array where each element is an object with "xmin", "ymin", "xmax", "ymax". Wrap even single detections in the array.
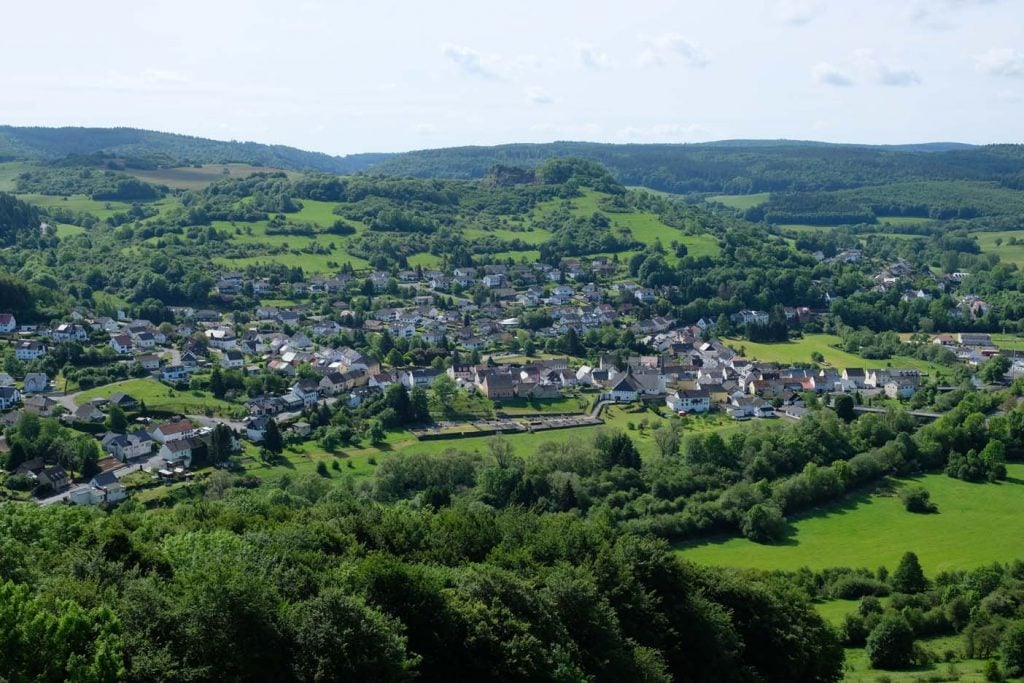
[
  {"xmin": 812, "ymin": 62, "xmax": 854, "ymax": 86},
  {"xmin": 441, "ymin": 43, "xmax": 506, "ymax": 81},
  {"xmin": 976, "ymin": 48, "xmax": 1024, "ymax": 77},
  {"xmin": 639, "ymin": 34, "xmax": 710, "ymax": 68},
  {"xmin": 526, "ymin": 86, "xmax": 554, "ymax": 105},
  {"xmin": 773, "ymin": 0, "xmax": 819, "ymax": 25},
  {"xmin": 575, "ymin": 42, "xmax": 612, "ymax": 70},
  {"xmin": 853, "ymin": 49, "xmax": 922, "ymax": 86},
  {"xmin": 413, "ymin": 123, "xmax": 436, "ymax": 136}
]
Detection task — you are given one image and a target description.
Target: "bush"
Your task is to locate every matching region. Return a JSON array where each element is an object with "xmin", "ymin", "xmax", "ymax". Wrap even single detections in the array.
[
  {"xmin": 3, "ymin": 473, "xmax": 33, "ymax": 491},
  {"xmin": 866, "ymin": 614, "xmax": 916, "ymax": 670},
  {"xmin": 899, "ymin": 486, "xmax": 937, "ymax": 513},
  {"xmin": 741, "ymin": 503, "xmax": 788, "ymax": 544},
  {"xmin": 316, "ymin": 461, "xmax": 330, "ymax": 477},
  {"xmin": 830, "ymin": 576, "xmax": 891, "ymax": 600},
  {"xmin": 842, "ymin": 613, "xmax": 869, "ymax": 647}
]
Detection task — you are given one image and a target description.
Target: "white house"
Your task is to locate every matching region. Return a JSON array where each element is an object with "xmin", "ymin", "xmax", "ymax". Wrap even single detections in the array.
[
  {"xmin": 110, "ymin": 335, "xmax": 134, "ymax": 355},
  {"xmin": 159, "ymin": 437, "xmax": 202, "ymax": 468},
  {"xmin": 290, "ymin": 378, "xmax": 321, "ymax": 407},
  {"xmin": 0, "ymin": 313, "xmax": 16, "ymax": 333},
  {"xmin": 23, "ymin": 373, "xmax": 48, "ymax": 394},
  {"xmin": 151, "ymin": 419, "xmax": 196, "ymax": 443},
  {"xmin": 52, "ymin": 323, "xmax": 88, "ymax": 343},
  {"xmin": 219, "ymin": 350, "xmax": 245, "ymax": 369},
  {"xmin": 161, "ymin": 365, "xmax": 189, "ymax": 382},
  {"xmin": 607, "ymin": 374, "xmax": 643, "ymax": 402},
  {"xmin": 102, "ymin": 431, "xmax": 155, "ymax": 461},
  {"xmin": 245, "ymin": 415, "xmax": 269, "ymax": 442},
  {"xmin": 0, "ymin": 386, "xmax": 21, "ymax": 410},
  {"xmin": 666, "ymin": 389, "xmax": 711, "ymax": 414},
  {"xmin": 15, "ymin": 340, "xmax": 46, "ymax": 361}
]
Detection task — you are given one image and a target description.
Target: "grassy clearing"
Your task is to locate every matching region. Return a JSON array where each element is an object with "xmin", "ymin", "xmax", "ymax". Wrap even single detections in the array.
[
  {"xmin": 462, "ymin": 226, "xmax": 553, "ymax": 245},
  {"xmin": 73, "ymin": 378, "xmax": 240, "ymax": 417},
  {"xmin": 55, "ymin": 223, "xmax": 86, "ymax": 238},
  {"xmin": 124, "ymin": 164, "xmax": 299, "ymax": 190},
  {"xmin": 17, "ymin": 193, "xmax": 134, "ymax": 219},
  {"xmin": 973, "ymin": 229, "xmax": 1024, "ymax": 267},
  {"xmin": 706, "ymin": 193, "xmax": 770, "ymax": 211},
  {"xmin": 841, "ymin": 636, "xmax": 990, "ymax": 682},
  {"xmin": 722, "ymin": 334, "xmax": 940, "ymax": 375},
  {"xmin": 0, "ymin": 161, "xmax": 30, "ymax": 192},
  {"xmin": 679, "ymin": 464, "xmax": 1024, "ymax": 574}
]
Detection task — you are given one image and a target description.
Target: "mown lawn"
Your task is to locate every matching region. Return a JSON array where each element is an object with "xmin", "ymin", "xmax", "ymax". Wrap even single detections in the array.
[
  {"xmin": 679, "ymin": 464, "xmax": 1024, "ymax": 574},
  {"xmin": 74, "ymin": 378, "xmax": 241, "ymax": 417}
]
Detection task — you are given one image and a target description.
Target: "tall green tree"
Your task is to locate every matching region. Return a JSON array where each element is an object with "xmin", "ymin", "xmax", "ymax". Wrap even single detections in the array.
[
  {"xmin": 891, "ymin": 551, "xmax": 927, "ymax": 593},
  {"xmin": 264, "ymin": 418, "xmax": 283, "ymax": 455}
]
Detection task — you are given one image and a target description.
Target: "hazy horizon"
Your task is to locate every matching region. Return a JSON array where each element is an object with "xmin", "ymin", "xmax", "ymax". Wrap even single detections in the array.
[{"xmin": 3, "ymin": 0, "xmax": 1023, "ymax": 155}]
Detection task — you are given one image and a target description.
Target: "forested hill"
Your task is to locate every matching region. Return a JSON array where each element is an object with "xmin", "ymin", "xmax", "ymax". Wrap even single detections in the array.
[
  {"xmin": 365, "ymin": 141, "xmax": 1024, "ymax": 194},
  {"xmin": 0, "ymin": 126, "xmax": 389, "ymax": 174}
]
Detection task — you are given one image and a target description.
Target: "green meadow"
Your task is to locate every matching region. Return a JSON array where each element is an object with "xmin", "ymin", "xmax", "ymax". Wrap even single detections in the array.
[
  {"xmin": 74, "ymin": 378, "xmax": 240, "ymax": 417},
  {"xmin": 973, "ymin": 229, "xmax": 1024, "ymax": 267},
  {"xmin": 723, "ymin": 334, "xmax": 940, "ymax": 375},
  {"xmin": 680, "ymin": 464, "xmax": 1024, "ymax": 574}
]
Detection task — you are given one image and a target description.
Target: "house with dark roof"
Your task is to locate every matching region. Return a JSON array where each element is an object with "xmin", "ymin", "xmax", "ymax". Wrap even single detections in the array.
[{"xmin": 481, "ymin": 373, "xmax": 516, "ymax": 400}]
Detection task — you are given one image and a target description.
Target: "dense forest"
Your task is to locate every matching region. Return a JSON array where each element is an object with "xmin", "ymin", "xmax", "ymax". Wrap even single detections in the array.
[
  {"xmin": 364, "ymin": 141, "xmax": 1024, "ymax": 195},
  {"xmin": 0, "ymin": 481, "xmax": 843, "ymax": 682},
  {"xmin": 0, "ymin": 191, "xmax": 48, "ymax": 248},
  {"xmin": 5, "ymin": 127, "xmax": 1024, "ymax": 197},
  {"xmin": 0, "ymin": 126, "xmax": 387, "ymax": 173}
]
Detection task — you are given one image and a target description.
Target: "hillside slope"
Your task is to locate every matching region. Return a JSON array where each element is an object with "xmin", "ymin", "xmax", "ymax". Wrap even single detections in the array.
[
  {"xmin": 364, "ymin": 140, "xmax": 1024, "ymax": 194},
  {"xmin": 0, "ymin": 126, "xmax": 389, "ymax": 174}
]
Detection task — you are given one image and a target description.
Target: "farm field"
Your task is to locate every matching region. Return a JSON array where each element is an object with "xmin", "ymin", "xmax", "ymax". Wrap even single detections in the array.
[
  {"xmin": 706, "ymin": 192, "xmax": 770, "ymax": 210},
  {"xmin": 679, "ymin": 464, "xmax": 1024, "ymax": 574},
  {"xmin": 973, "ymin": 229, "xmax": 1024, "ymax": 267},
  {"xmin": 73, "ymin": 378, "xmax": 241, "ymax": 417},
  {"xmin": 722, "ymin": 334, "xmax": 940, "ymax": 375}
]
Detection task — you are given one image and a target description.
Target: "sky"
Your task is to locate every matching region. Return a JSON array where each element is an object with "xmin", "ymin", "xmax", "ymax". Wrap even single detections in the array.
[{"xmin": 2, "ymin": 0, "xmax": 1023, "ymax": 155}]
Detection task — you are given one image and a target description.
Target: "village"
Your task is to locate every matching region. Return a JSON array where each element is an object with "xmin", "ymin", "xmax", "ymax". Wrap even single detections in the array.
[{"xmin": 0, "ymin": 253, "xmax": 1014, "ymax": 506}]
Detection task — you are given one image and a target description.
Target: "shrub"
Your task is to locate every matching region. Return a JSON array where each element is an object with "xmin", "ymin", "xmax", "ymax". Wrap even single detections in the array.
[
  {"xmin": 830, "ymin": 576, "xmax": 891, "ymax": 600},
  {"xmin": 316, "ymin": 461, "xmax": 329, "ymax": 477},
  {"xmin": 899, "ymin": 486, "xmax": 937, "ymax": 513},
  {"xmin": 866, "ymin": 614, "xmax": 915, "ymax": 670}
]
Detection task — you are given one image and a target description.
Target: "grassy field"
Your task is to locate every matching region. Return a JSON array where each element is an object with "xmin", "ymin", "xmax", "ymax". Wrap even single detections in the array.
[
  {"xmin": 722, "ymin": 334, "xmax": 940, "ymax": 375},
  {"xmin": 73, "ymin": 378, "xmax": 241, "ymax": 417},
  {"xmin": 531, "ymin": 190, "xmax": 721, "ymax": 260},
  {"xmin": 706, "ymin": 192, "xmax": 770, "ymax": 210},
  {"xmin": 0, "ymin": 161, "xmax": 29, "ymax": 192},
  {"xmin": 17, "ymin": 193, "xmax": 134, "ymax": 220},
  {"xmin": 680, "ymin": 464, "xmax": 1024, "ymax": 574},
  {"xmin": 213, "ymin": 199, "xmax": 373, "ymax": 272},
  {"xmin": 124, "ymin": 164, "xmax": 298, "ymax": 190},
  {"xmin": 973, "ymin": 229, "xmax": 1024, "ymax": 267},
  {"xmin": 462, "ymin": 225, "xmax": 553, "ymax": 245},
  {"xmin": 55, "ymin": 223, "xmax": 86, "ymax": 238}
]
